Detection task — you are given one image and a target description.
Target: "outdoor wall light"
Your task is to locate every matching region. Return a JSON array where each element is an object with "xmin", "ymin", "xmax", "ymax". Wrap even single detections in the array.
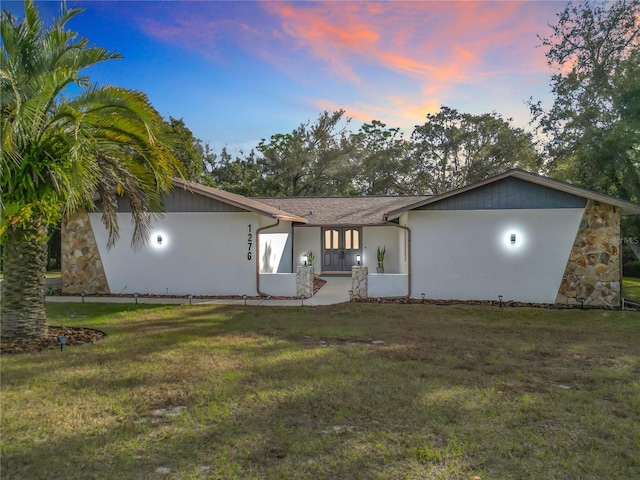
[
  {"xmin": 157, "ymin": 234, "xmax": 163, "ymax": 245},
  {"xmin": 510, "ymin": 234, "xmax": 516, "ymax": 244},
  {"xmin": 355, "ymin": 254, "xmax": 361, "ymax": 265},
  {"xmin": 303, "ymin": 254, "xmax": 308, "ymax": 266}
]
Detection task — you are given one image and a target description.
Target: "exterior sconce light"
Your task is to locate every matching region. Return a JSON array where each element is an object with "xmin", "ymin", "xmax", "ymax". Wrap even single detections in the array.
[
  {"xmin": 303, "ymin": 254, "xmax": 308, "ymax": 266},
  {"xmin": 157, "ymin": 234, "xmax": 163, "ymax": 245},
  {"xmin": 355, "ymin": 254, "xmax": 361, "ymax": 266},
  {"xmin": 510, "ymin": 234, "xmax": 516, "ymax": 245},
  {"xmin": 242, "ymin": 294, "xmax": 248, "ymax": 306},
  {"xmin": 498, "ymin": 295, "xmax": 503, "ymax": 308}
]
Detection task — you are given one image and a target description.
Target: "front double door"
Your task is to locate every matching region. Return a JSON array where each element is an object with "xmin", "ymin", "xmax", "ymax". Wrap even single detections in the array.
[{"xmin": 322, "ymin": 227, "xmax": 362, "ymax": 272}]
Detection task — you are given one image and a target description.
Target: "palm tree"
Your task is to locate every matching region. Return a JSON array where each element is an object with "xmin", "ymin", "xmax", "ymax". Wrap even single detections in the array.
[{"xmin": 1, "ymin": 1, "xmax": 181, "ymax": 338}]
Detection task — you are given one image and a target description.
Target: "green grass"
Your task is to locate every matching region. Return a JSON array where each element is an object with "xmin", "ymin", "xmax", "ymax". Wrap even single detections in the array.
[
  {"xmin": 623, "ymin": 277, "xmax": 640, "ymax": 302},
  {"xmin": 2, "ymin": 303, "xmax": 640, "ymax": 479}
]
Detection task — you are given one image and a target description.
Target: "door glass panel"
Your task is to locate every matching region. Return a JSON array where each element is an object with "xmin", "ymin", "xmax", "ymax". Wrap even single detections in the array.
[
  {"xmin": 324, "ymin": 230, "xmax": 331, "ymax": 248},
  {"xmin": 332, "ymin": 230, "xmax": 339, "ymax": 249},
  {"xmin": 352, "ymin": 230, "xmax": 359, "ymax": 250},
  {"xmin": 345, "ymin": 230, "xmax": 351, "ymax": 249}
]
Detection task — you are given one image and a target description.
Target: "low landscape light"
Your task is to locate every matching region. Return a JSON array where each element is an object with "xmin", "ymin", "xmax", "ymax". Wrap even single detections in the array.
[
  {"xmin": 242, "ymin": 294, "xmax": 248, "ymax": 306},
  {"xmin": 188, "ymin": 294, "xmax": 193, "ymax": 306},
  {"xmin": 578, "ymin": 296, "xmax": 585, "ymax": 310},
  {"xmin": 498, "ymin": 295, "xmax": 503, "ymax": 308},
  {"xmin": 57, "ymin": 336, "xmax": 67, "ymax": 352},
  {"xmin": 348, "ymin": 289, "xmax": 353, "ymax": 301},
  {"xmin": 134, "ymin": 292, "xmax": 139, "ymax": 304},
  {"xmin": 421, "ymin": 293, "xmax": 426, "ymax": 302}
]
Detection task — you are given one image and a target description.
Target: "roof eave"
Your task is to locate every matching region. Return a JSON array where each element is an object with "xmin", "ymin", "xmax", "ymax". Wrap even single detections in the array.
[
  {"xmin": 384, "ymin": 169, "xmax": 640, "ymax": 217},
  {"xmin": 172, "ymin": 178, "xmax": 308, "ymax": 223}
]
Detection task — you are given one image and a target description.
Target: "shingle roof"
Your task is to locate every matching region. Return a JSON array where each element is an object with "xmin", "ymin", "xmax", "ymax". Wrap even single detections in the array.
[
  {"xmin": 257, "ymin": 196, "xmax": 430, "ymax": 226},
  {"xmin": 385, "ymin": 169, "xmax": 640, "ymax": 218},
  {"xmin": 172, "ymin": 178, "xmax": 308, "ymax": 223}
]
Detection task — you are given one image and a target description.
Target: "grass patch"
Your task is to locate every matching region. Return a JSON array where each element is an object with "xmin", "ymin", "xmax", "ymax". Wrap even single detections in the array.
[
  {"xmin": 623, "ymin": 277, "xmax": 640, "ymax": 302},
  {"xmin": 2, "ymin": 303, "xmax": 640, "ymax": 479}
]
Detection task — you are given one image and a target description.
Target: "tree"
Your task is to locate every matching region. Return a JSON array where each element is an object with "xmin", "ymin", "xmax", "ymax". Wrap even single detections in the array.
[
  {"xmin": 353, "ymin": 120, "xmax": 415, "ymax": 195},
  {"xmin": 257, "ymin": 110, "xmax": 359, "ymax": 196},
  {"xmin": 530, "ymin": 0, "xmax": 640, "ymax": 202},
  {"xmin": 1, "ymin": 1, "xmax": 180, "ymax": 338},
  {"xmin": 164, "ymin": 116, "xmax": 206, "ymax": 182},
  {"xmin": 411, "ymin": 107, "xmax": 540, "ymax": 195},
  {"xmin": 207, "ymin": 147, "xmax": 266, "ymax": 196}
]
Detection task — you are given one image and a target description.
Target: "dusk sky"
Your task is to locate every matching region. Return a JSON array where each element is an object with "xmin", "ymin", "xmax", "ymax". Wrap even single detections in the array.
[{"xmin": 6, "ymin": 1, "xmax": 567, "ymax": 152}]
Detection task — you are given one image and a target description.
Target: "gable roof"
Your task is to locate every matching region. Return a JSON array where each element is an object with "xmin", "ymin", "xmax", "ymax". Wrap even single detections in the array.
[
  {"xmin": 172, "ymin": 178, "xmax": 308, "ymax": 223},
  {"xmin": 385, "ymin": 169, "xmax": 640, "ymax": 219},
  {"xmin": 257, "ymin": 196, "xmax": 430, "ymax": 226}
]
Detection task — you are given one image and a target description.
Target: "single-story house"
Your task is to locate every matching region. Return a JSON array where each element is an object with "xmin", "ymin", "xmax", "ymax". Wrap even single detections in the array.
[{"xmin": 61, "ymin": 169, "xmax": 640, "ymax": 307}]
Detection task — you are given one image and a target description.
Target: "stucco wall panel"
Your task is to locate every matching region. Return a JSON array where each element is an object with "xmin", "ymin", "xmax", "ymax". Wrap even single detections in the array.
[
  {"xmin": 89, "ymin": 212, "xmax": 261, "ymax": 295},
  {"xmin": 409, "ymin": 209, "xmax": 584, "ymax": 303}
]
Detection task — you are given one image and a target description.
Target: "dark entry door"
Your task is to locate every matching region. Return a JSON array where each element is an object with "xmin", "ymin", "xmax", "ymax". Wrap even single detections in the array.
[{"xmin": 322, "ymin": 228, "xmax": 362, "ymax": 272}]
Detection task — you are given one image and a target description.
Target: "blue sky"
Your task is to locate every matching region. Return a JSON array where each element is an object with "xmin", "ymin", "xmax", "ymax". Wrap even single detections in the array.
[{"xmin": 5, "ymin": 1, "xmax": 567, "ymax": 153}]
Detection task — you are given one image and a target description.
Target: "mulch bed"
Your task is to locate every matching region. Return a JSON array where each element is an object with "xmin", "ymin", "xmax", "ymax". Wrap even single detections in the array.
[
  {"xmin": 46, "ymin": 277, "xmax": 328, "ymax": 300},
  {"xmin": 1, "ymin": 326, "xmax": 107, "ymax": 355}
]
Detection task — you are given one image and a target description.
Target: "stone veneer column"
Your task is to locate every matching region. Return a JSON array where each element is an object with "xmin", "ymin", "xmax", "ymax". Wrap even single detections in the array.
[
  {"xmin": 61, "ymin": 209, "xmax": 110, "ymax": 294},
  {"xmin": 555, "ymin": 200, "xmax": 620, "ymax": 307},
  {"xmin": 351, "ymin": 266, "xmax": 368, "ymax": 299},
  {"xmin": 296, "ymin": 266, "xmax": 313, "ymax": 298}
]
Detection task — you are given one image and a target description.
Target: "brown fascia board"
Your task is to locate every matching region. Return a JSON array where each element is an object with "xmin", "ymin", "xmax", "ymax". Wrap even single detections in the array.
[
  {"xmin": 384, "ymin": 169, "xmax": 640, "ymax": 219},
  {"xmin": 171, "ymin": 178, "xmax": 308, "ymax": 223}
]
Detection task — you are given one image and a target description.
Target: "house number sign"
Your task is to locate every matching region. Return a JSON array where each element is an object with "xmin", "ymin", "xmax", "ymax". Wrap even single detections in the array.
[{"xmin": 247, "ymin": 225, "xmax": 253, "ymax": 260}]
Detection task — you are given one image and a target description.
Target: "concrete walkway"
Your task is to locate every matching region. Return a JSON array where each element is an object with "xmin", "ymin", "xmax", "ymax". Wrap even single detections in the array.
[{"xmin": 45, "ymin": 275, "xmax": 353, "ymax": 307}]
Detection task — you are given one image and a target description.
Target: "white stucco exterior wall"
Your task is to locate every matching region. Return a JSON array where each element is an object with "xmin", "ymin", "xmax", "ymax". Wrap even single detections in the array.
[
  {"xmin": 294, "ymin": 227, "xmax": 321, "ymax": 271},
  {"xmin": 409, "ymin": 209, "xmax": 584, "ymax": 303},
  {"xmin": 89, "ymin": 212, "xmax": 261, "ymax": 295},
  {"xmin": 362, "ymin": 226, "xmax": 403, "ymax": 273},
  {"xmin": 258, "ymin": 219, "xmax": 293, "ymax": 273}
]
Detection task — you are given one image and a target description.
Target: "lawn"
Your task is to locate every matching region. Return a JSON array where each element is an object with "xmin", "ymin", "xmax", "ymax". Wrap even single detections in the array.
[
  {"xmin": 2, "ymin": 303, "xmax": 639, "ymax": 480},
  {"xmin": 624, "ymin": 277, "xmax": 640, "ymax": 302}
]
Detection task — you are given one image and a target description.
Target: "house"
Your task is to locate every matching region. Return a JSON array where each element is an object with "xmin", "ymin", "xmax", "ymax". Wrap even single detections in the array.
[{"xmin": 61, "ymin": 170, "xmax": 640, "ymax": 307}]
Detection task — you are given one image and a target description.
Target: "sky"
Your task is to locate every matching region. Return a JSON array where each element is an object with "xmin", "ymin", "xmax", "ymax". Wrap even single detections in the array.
[{"xmin": 5, "ymin": 0, "xmax": 567, "ymax": 153}]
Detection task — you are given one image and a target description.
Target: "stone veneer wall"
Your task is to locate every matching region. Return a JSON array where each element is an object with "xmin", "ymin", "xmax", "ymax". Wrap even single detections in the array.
[
  {"xmin": 296, "ymin": 266, "xmax": 313, "ymax": 298},
  {"xmin": 351, "ymin": 266, "xmax": 368, "ymax": 299},
  {"xmin": 61, "ymin": 209, "xmax": 110, "ymax": 294},
  {"xmin": 555, "ymin": 200, "xmax": 620, "ymax": 307}
]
